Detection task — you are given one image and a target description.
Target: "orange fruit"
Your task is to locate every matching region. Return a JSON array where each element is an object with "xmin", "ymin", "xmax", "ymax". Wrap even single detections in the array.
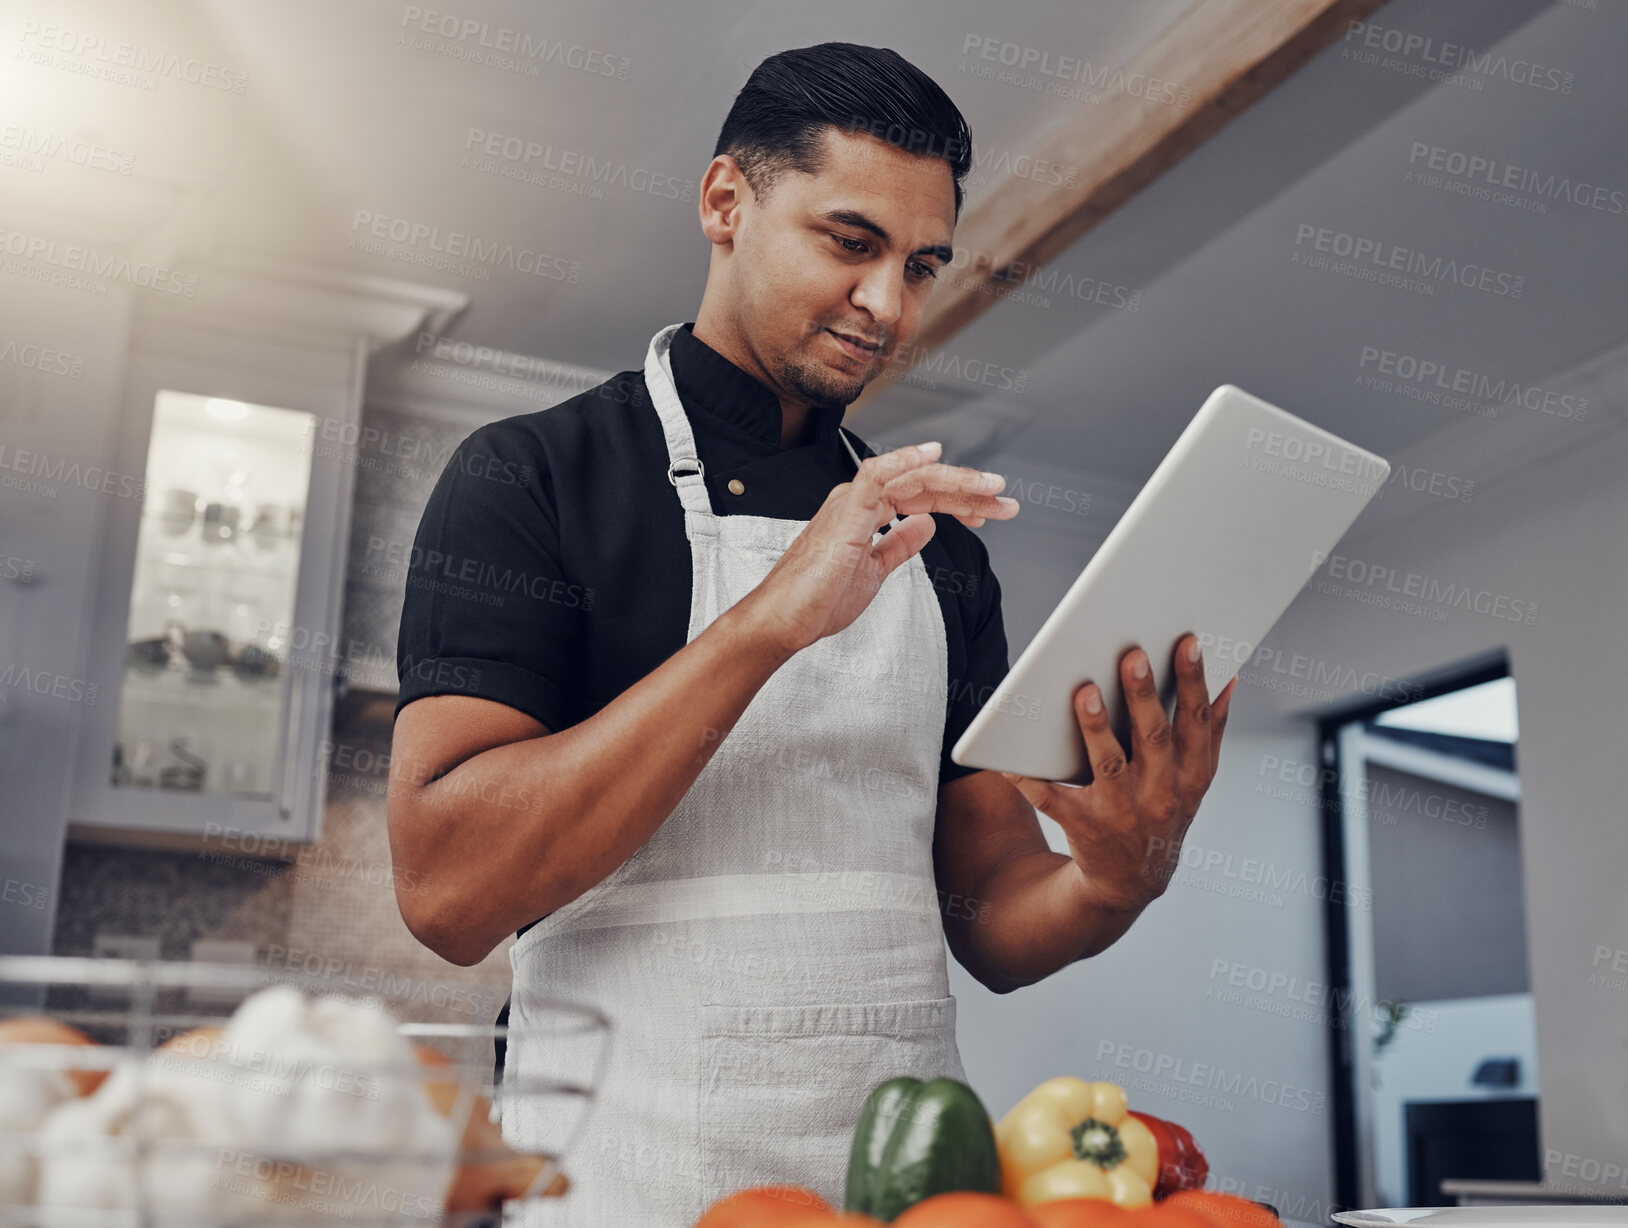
[
  {"xmin": 1132, "ymin": 1207, "xmax": 1220, "ymax": 1228},
  {"xmin": 695, "ymin": 1186, "xmax": 834, "ymax": 1227},
  {"xmin": 894, "ymin": 1192, "xmax": 1036, "ymax": 1227},
  {"xmin": 1029, "ymin": 1197, "xmax": 1130, "ymax": 1226},
  {"xmin": 1163, "ymin": 1191, "xmax": 1281, "ymax": 1226}
]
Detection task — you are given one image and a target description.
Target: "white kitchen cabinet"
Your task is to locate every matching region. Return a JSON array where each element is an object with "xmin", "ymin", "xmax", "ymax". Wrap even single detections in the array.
[{"xmin": 65, "ymin": 263, "xmax": 467, "ymax": 846}]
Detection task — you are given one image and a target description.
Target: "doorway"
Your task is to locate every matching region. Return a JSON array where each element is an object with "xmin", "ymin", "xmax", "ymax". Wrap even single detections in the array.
[{"xmin": 1319, "ymin": 656, "xmax": 1539, "ymax": 1209}]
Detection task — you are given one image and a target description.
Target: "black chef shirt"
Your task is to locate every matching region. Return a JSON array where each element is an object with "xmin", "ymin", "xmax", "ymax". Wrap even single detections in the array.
[{"xmin": 394, "ymin": 320, "xmax": 1010, "ymax": 788}]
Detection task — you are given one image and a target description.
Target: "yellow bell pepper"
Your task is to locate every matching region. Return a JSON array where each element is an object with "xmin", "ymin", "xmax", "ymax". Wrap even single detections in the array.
[{"xmin": 994, "ymin": 1078, "xmax": 1159, "ymax": 1209}]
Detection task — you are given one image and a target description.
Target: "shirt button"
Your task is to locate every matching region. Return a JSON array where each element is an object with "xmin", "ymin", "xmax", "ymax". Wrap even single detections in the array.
[{"xmin": 727, "ymin": 478, "xmax": 746, "ymax": 495}]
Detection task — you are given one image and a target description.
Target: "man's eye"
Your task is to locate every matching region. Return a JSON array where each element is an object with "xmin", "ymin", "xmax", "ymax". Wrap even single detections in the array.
[
  {"xmin": 836, "ymin": 235, "xmax": 867, "ymax": 253},
  {"xmin": 910, "ymin": 261, "xmax": 939, "ymax": 281}
]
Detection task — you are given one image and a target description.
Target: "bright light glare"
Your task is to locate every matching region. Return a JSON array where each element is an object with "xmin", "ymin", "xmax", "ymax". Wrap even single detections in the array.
[{"xmin": 205, "ymin": 398, "xmax": 250, "ymax": 421}]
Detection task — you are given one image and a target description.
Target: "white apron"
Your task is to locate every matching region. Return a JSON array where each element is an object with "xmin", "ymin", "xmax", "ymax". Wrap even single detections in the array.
[{"xmin": 503, "ymin": 323, "xmax": 965, "ymax": 1227}]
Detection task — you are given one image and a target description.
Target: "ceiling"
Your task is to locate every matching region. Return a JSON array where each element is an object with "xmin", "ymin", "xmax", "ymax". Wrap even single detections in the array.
[{"xmin": 5, "ymin": 0, "xmax": 1624, "ymax": 531}]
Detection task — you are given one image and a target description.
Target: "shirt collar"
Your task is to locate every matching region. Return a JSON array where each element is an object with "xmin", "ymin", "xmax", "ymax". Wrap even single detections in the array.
[{"xmin": 668, "ymin": 321, "xmax": 845, "ymax": 450}]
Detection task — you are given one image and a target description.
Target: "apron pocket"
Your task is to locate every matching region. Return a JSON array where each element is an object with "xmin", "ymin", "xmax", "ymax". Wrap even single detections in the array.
[{"xmin": 696, "ymin": 996, "xmax": 962, "ymax": 1207}]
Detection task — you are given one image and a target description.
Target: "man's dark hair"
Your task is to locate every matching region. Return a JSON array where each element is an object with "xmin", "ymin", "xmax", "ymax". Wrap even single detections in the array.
[{"xmin": 713, "ymin": 42, "xmax": 974, "ymax": 219}]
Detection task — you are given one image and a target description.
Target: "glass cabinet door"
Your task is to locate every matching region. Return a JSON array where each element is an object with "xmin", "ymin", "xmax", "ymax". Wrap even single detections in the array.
[{"xmin": 110, "ymin": 391, "xmax": 316, "ymax": 800}]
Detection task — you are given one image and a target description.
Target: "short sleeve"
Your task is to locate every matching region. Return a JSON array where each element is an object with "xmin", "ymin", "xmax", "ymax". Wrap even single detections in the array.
[
  {"xmin": 393, "ymin": 421, "xmax": 581, "ymax": 731},
  {"xmin": 940, "ymin": 529, "xmax": 1010, "ymax": 786}
]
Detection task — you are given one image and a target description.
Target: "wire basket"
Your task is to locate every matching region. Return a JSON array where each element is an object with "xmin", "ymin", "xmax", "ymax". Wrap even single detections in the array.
[{"xmin": 0, "ymin": 955, "xmax": 612, "ymax": 1227}]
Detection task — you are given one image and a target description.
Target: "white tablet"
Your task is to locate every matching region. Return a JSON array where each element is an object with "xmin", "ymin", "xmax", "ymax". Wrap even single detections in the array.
[{"xmin": 950, "ymin": 384, "xmax": 1390, "ymax": 783}]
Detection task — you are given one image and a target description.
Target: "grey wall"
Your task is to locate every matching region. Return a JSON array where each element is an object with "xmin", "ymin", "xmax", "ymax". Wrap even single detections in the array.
[
  {"xmin": 1253, "ymin": 407, "xmax": 1628, "ymax": 1197},
  {"xmin": 1366, "ymin": 765, "xmax": 1527, "ymax": 1005}
]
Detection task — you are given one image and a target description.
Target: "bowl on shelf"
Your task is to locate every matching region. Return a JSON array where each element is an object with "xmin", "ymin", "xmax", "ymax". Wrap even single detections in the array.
[{"xmin": 180, "ymin": 630, "xmax": 231, "ymax": 672}]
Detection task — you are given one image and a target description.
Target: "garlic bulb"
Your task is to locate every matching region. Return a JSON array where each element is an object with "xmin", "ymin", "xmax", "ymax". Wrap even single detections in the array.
[{"xmin": 35, "ymin": 986, "xmax": 459, "ymax": 1222}]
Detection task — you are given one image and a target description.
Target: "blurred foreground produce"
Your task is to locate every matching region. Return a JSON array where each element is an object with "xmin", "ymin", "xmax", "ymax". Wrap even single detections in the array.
[
  {"xmin": 696, "ymin": 1187, "xmax": 1279, "ymax": 1227},
  {"xmin": 844, "ymin": 1077, "xmax": 1002, "ymax": 1220},
  {"xmin": 996, "ymin": 1079, "xmax": 1159, "ymax": 1208},
  {"xmin": 0, "ymin": 987, "xmax": 567, "ymax": 1221},
  {"xmin": 1126, "ymin": 1110, "xmax": 1209, "ymax": 1198}
]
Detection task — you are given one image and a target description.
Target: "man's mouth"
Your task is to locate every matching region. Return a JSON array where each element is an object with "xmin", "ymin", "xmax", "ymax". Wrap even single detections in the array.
[{"xmin": 827, "ymin": 329, "xmax": 882, "ymax": 359}]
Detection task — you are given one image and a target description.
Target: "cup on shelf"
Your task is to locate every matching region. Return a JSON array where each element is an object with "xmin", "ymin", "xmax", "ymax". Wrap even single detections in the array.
[
  {"xmin": 201, "ymin": 502, "xmax": 240, "ymax": 544},
  {"xmin": 181, "ymin": 629, "xmax": 230, "ymax": 672},
  {"xmin": 157, "ymin": 488, "xmax": 199, "ymax": 535}
]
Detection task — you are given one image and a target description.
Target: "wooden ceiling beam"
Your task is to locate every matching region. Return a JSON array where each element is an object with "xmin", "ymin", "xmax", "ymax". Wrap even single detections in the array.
[{"xmin": 853, "ymin": 0, "xmax": 1391, "ymax": 411}]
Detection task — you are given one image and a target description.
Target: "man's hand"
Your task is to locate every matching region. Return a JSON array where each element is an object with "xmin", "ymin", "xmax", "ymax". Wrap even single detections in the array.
[
  {"xmin": 740, "ymin": 441, "xmax": 1018, "ymax": 657},
  {"xmin": 999, "ymin": 633, "xmax": 1237, "ymax": 916}
]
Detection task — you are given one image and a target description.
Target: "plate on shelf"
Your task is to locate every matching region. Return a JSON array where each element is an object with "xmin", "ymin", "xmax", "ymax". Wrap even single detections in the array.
[{"xmin": 1334, "ymin": 1210, "xmax": 1628, "ymax": 1226}]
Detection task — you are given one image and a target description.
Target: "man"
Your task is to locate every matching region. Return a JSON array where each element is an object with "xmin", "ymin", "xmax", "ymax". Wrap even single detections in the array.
[{"xmin": 388, "ymin": 41, "xmax": 1234, "ymax": 1225}]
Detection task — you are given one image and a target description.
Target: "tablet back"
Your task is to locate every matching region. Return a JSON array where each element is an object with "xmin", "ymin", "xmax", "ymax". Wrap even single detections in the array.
[{"xmin": 951, "ymin": 384, "xmax": 1390, "ymax": 783}]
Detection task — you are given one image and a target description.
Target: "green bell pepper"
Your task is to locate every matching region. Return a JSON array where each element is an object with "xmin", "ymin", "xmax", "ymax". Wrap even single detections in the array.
[{"xmin": 843, "ymin": 1076, "xmax": 1002, "ymax": 1221}]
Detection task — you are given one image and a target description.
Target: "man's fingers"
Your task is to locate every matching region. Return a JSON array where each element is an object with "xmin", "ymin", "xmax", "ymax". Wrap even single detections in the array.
[
  {"xmin": 882, "ymin": 468, "xmax": 1018, "ymax": 525},
  {"xmin": 1120, "ymin": 646, "xmax": 1174, "ymax": 771},
  {"xmin": 1209, "ymin": 677, "xmax": 1237, "ymax": 777},
  {"xmin": 1000, "ymin": 770, "xmax": 1069, "ymax": 819},
  {"xmin": 869, "ymin": 513, "xmax": 935, "ymax": 576},
  {"xmin": 1075, "ymin": 682, "xmax": 1131, "ymax": 803},
  {"xmin": 1171, "ymin": 634, "xmax": 1215, "ymax": 799},
  {"xmin": 847, "ymin": 446, "xmax": 1015, "ymax": 536}
]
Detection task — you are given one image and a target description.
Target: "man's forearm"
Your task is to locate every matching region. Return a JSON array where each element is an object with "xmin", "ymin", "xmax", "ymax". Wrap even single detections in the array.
[
  {"xmin": 396, "ymin": 596, "xmax": 792, "ymax": 963},
  {"xmin": 957, "ymin": 850, "xmax": 1153, "ymax": 992}
]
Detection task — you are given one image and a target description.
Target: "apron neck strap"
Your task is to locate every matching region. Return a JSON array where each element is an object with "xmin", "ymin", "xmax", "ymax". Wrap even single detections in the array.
[
  {"xmin": 644, "ymin": 323, "xmax": 867, "ymax": 517},
  {"xmin": 645, "ymin": 323, "xmax": 712, "ymax": 517}
]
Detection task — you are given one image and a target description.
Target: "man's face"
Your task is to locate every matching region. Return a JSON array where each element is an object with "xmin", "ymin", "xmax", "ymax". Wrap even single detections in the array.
[{"xmin": 730, "ymin": 126, "xmax": 956, "ymax": 411}]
